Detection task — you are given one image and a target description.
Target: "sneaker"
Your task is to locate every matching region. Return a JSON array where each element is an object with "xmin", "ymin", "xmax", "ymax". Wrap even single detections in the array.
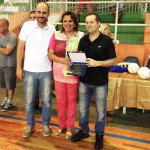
[
  {"xmin": 42, "ymin": 125, "xmax": 50, "ymax": 137},
  {"xmin": 95, "ymin": 134, "xmax": 104, "ymax": 149},
  {"xmin": 1, "ymin": 103, "xmax": 12, "ymax": 112},
  {"xmin": 65, "ymin": 130, "xmax": 73, "ymax": 139},
  {"xmin": 71, "ymin": 130, "xmax": 89, "ymax": 142},
  {"xmin": 55, "ymin": 127, "xmax": 66, "ymax": 136},
  {"xmin": 0, "ymin": 100, "xmax": 7, "ymax": 109},
  {"xmin": 22, "ymin": 126, "xmax": 34, "ymax": 138}
]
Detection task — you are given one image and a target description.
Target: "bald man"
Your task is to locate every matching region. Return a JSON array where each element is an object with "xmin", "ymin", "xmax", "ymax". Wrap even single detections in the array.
[
  {"xmin": 0, "ymin": 18, "xmax": 17, "ymax": 112},
  {"xmin": 17, "ymin": 2, "xmax": 56, "ymax": 138}
]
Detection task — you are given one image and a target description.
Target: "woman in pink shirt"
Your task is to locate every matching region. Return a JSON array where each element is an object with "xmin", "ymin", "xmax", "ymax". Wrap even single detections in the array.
[{"xmin": 48, "ymin": 11, "xmax": 84, "ymax": 139}]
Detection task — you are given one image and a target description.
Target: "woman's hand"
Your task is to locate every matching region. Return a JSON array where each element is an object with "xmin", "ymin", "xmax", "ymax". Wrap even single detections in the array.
[
  {"xmin": 63, "ymin": 57, "xmax": 72, "ymax": 67},
  {"xmin": 62, "ymin": 67, "xmax": 73, "ymax": 77}
]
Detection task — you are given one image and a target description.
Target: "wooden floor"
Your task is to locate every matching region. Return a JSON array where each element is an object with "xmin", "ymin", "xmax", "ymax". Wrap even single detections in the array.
[{"xmin": 0, "ymin": 111, "xmax": 150, "ymax": 150}]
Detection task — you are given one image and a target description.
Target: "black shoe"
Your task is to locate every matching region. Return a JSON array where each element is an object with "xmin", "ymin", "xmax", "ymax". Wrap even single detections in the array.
[
  {"xmin": 2, "ymin": 103, "xmax": 12, "ymax": 112},
  {"xmin": 71, "ymin": 130, "xmax": 89, "ymax": 142},
  {"xmin": 95, "ymin": 134, "xmax": 103, "ymax": 149}
]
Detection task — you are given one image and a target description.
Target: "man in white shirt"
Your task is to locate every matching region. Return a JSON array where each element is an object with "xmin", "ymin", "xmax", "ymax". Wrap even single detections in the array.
[
  {"xmin": 17, "ymin": 2, "xmax": 56, "ymax": 138},
  {"xmin": 28, "ymin": 10, "xmax": 40, "ymax": 110}
]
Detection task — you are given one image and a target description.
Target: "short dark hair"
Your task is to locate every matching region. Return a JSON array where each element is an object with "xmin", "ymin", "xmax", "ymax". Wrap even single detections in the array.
[
  {"xmin": 61, "ymin": 11, "xmax": 79, "ymax": 33},
  {"xmin": 29, "ymin": 10, "xmax": 36, "ymax": 16},
  {"xmin": 85, "ymin": 13, "xmax": 101, "ymax": 23}
]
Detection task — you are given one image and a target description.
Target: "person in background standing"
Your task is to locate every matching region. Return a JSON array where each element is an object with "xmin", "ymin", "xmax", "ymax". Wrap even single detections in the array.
[
  {"xmin": 0, "ymin": 18, "xmax": 17, "ymax": 112},
  {"xmin": 99, "ymin": 23, "xmax": 116, "ymax": 43},
  {"xmin": 29, "ymin": 10, "xmax": 36, "ymax": 21}
]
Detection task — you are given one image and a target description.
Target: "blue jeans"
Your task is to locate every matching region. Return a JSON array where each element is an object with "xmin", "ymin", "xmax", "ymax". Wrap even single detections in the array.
[
  {"xmin": 24, "ymin": 71, "xmax": 52, "ymax": 126},
  {"xmin": 79, "ymin": 82, "xmax": 108, "ymax": 135}
]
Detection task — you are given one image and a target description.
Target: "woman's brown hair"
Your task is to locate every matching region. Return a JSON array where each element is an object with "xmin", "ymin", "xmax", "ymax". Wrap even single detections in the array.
[{"xmin": 61, "ymin": 11, "xmax": 79, "ymax": 33}]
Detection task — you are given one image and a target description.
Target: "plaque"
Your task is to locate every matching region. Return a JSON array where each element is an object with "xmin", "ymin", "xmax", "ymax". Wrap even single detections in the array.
[{"xmin": 67, "ymin": 52, "xmax": 87, "ymax": 76}]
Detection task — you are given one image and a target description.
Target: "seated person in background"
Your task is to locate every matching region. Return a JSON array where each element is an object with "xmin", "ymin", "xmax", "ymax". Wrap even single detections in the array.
[
  {"xmin": 109, "ymin": 0, "xmax": 125, "ymax": 22},
  {"xmin": 76, "ymin": 0, "xmax": 93, "ymax": 19},
  {"xmin": 99, "ymin": 23, "xmax": 115, "ymax": 43}
]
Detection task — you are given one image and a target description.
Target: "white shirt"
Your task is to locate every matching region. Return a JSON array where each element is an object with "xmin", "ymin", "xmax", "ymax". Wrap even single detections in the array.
[{"xmin": 19, "ymin": 20, "xmax": 56, "ymax": 72}]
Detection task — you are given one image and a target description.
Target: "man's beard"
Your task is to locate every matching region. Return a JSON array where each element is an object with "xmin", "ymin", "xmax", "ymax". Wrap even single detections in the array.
[{"xmin": 37, "ymin": 17, "xmax": 47, "ymax": 23}]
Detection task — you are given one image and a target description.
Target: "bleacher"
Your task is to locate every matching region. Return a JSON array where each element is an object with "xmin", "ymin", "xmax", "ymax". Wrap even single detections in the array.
[
  {"xmin": 0, "ymin": 0, "xmax": 150, "ymax": 44},
  {"xmin": 77, "ymin": 12, "xmax": 145, "ymax": 44}
]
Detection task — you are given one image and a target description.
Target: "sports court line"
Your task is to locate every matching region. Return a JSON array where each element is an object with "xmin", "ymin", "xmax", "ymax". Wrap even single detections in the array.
[{"xmin": 0, "ymin": 114, "xmax": 150, "ymax": 144}]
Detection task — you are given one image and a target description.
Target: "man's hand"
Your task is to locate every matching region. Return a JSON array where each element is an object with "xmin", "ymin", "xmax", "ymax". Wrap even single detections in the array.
[
  {"xmin": 86, "ymin": 58, "xmax": 100, "ymax": 67},
  {"xmin": 16, "ymin": 67, "xmax": 24, "ymax": 80}
]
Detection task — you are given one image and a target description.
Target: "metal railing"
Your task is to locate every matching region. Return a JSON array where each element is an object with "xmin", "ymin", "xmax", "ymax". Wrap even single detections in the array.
[
  {"xmin": 47, "ymin": 0, "xmax": 150, "ymax": 41},
  {"xmin": 47, "ymin": 0, "xmax": 150, "ymax": 14},
  {"xmin": 0, "ymin": 0, "xmax": 150, "ymax": 42},
  {"xmin": 0, "ymin": 0, "xmax": 31, "ymax": 30}
]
